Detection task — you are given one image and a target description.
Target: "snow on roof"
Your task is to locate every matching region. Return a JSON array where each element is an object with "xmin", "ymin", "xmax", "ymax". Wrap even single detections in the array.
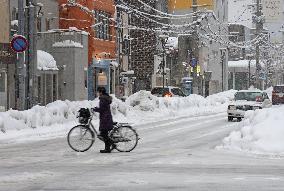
[
  {"xmin": 228, "ymin": 60, "xmax": 256, "ymax": 68},
  {"xmin": 68, "ymin": 27, "xmax": 89, "ymax": 35},
  {"xmin": 39, "ymin": 28, "xmax": 89, "ymax": 36},
  {"xmin": 37, "ymin": 50, "xmax": 58, "ymax": 71},
  {"xmin": 52, "ymin": 40, "xmax": 83, "ymax": 48}
]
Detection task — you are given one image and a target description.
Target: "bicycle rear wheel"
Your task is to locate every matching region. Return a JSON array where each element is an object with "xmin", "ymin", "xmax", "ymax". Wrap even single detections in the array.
[
  {"xmin": 110, "ymin": 126, "xmax": 138, "ymax": 152},
  {"xmin": 67, "ymin": 125, "xmax": 95, "ymax": 152}
]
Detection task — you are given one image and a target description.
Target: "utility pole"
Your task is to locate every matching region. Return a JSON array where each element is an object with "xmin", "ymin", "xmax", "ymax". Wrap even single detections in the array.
[
  {"xmin": 162, "ymin": 41, "xmax": 165, "ymax": 89},
  {"xmin": 192, "ymin": 0, "xmax": 200, "ymax": 94},
  {"xmin": 255, "ymin": 0, "xmax": 263, "ymax": 89},
  {"xmin": 18, "ymin": 0, "xmax": 26, "ymax": 110},
  {"xmin": 24, "ymin": 0, "xmax": 38, "ymax": 109},
  {"xmin": 29, "ymin": 3, "xmax": 38, "ymax": 108}
]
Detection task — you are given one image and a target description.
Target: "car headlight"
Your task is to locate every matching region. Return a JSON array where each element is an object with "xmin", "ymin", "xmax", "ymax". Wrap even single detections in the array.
[{"xmin": 228, "ymin": 105, "xmax": 236, "ymax": 110}]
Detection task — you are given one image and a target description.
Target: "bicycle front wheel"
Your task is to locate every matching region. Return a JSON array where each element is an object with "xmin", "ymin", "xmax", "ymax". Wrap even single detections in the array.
[
  {"xmin": 110, "ymin": 126, "xmax": 139, "ymax": 152},
  {"xmin": 67, "ymin": 125, "xmax": 95, "ymax": 152}
]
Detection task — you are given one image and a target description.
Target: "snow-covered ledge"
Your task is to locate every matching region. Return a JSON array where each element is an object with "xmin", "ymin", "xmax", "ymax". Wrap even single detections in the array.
[{"xmin": 37, "ymin": 50, "xmax": 58, "ymax": 71}]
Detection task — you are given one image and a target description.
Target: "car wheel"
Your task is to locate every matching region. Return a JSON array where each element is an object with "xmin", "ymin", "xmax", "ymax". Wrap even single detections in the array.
[{"xmin": 228, "ymin": 116, "xmax": 233, "ymax": 122}]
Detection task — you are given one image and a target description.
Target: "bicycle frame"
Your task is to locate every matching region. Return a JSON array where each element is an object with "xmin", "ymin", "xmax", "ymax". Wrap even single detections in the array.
[
  {"xmin": 69, "ymin": 110, "xmax": 139, "ymax": 152},
  {"xmin": 78, "ymin": 111, "xmax": 134, "ymax": 142}
]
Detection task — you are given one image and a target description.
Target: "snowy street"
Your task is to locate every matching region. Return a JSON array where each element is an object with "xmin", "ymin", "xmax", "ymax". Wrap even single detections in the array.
[
  {"xmin": 1, "ymin": 0, "xmax": 284, "ymax": 190},
  {"xmin": 1, "ymin": 112, "xmax": 284, "ymax": 191}
]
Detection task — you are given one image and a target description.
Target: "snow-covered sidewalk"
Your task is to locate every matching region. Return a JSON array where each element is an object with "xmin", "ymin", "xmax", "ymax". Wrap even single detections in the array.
[
  {"xmin": 219, "ymin": 105, "xmax": 284, "ymax": 156},
  {"xmin": 0, "ymin": 90, "xmax": 236, "ymax": 143}
]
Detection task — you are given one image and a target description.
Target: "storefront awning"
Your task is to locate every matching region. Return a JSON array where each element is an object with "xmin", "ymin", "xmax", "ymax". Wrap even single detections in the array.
[{"xmin": 37, "ymin": 50, "xmax": 58, "ymax": 71}]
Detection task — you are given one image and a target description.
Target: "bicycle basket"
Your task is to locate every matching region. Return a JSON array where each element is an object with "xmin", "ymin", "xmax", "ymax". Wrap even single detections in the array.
[{"xmin": 78, "ymin": 108, "xmax": 91, "ymax": 124}]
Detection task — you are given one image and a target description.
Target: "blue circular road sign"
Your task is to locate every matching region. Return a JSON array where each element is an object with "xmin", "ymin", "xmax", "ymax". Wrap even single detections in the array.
[{"xmin": 10, "ymin": 35, "xmax": 28, "ymax": 53}]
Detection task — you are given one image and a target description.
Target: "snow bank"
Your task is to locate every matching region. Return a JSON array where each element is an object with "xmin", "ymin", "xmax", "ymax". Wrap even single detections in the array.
[
  {"xmin": 219, "ymin": 106, "xmax": 284, "ymax": 155},
  {"xmin": 0, "ymin": 90, "xmax": 235, "ymax": 142}
]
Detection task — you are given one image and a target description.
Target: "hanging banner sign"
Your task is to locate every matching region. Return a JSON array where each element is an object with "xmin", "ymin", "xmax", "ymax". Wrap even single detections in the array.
[{"xmin": 263, "ymin": 0, "xmax": 283, "ymax": 22}]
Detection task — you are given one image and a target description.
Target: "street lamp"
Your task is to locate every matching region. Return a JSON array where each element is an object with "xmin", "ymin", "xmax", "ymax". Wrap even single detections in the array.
[{"xmin": 159, "ymin": 34, "xmax": 169, "ymax": 89}]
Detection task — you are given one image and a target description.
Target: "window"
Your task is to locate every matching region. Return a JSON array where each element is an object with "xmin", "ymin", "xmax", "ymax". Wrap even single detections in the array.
[
  {"xmin": 53, "ymin": 74, "xmax": 57, "ymax": 101},
  {"xmin": 38, "ymin": 76, "xmax": 41, "ymax": 104},
  {"xmin": 151, "ymin": 87, "xmax": 169, "ymax": 95},
  {"xmin": 234, "ymin": 92, "xmax": 263, "ymax": 101},
  {"xmin": 0, "ymin": 72, "xmax": 6, "ymax": 92},
  {"xmin": 84, "ymin": 69, "xmax": 88, "ymax": 88},
  {"xmin": 94, "ymin": 10, "xmax": 111, "ymax": 40},
  {"xmin": 171, "ymin": 88, "xmax": 185, "ymax": 96},
  {"xmin": 122, "ymin": 36, "xmax": 130, "ymax": 55}
]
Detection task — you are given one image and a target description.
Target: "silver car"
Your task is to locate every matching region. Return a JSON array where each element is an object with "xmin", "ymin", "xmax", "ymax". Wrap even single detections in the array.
[{"xmin": 227, "ymin": 90, "xmax": 272, "ymax": 121}]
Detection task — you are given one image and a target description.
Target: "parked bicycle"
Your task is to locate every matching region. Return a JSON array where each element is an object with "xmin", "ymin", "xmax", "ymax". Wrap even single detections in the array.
[{"xmin": 67, "ymin": 108, "xmax": 139, "ymax": 152}]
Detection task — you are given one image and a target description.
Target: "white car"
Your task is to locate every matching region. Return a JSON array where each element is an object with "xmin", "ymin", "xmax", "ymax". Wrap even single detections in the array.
[{"xmin": 227, "ymin": 90, "xmax": 272, "ymax": 121}]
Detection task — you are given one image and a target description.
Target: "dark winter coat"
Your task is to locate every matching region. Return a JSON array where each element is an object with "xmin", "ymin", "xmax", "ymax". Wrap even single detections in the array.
[{"xmin": 94, "ymin": 94, "xmax": 113, "ymax": 131}]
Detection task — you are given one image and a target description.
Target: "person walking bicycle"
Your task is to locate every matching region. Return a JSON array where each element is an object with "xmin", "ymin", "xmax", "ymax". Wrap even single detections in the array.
[{"xmin": 93, "ymin": 87, "xmax": 114, "ymax": 153}]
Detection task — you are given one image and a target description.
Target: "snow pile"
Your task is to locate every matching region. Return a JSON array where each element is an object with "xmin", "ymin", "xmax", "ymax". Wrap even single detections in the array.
[
  {"xmin": 52, "ymin": 40, "xmax": 83, "ymax": 48},
  {"xmin": 37, "ymin": 50, "xmax": 58, "ymax": 71},
  {"xmin": 0, "ymin": 90, "xmax": 235, "ymax": 142},
  {"xmin": 206, "ymin": 89, "xmax": 237, "ymax": 104},
  {"xmin": 220, "ymin": 106, "xmax": 284, "ymax": 155},
  {"xmin": 125, "ymin": 90, "xmax": 227, "ymax": 113}
]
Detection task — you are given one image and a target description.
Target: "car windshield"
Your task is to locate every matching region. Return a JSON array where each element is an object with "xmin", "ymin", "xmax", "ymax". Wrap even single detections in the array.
[
  {"xmin": 274, "ymin": 86, "xmax": 284, "ymax": 93},
  {"xmin": 171, "ymin": 88, "xmax": 185, "ymax": 96},
  {"xmin": 235, "ymin": 92, "xmax": 263, "ymax": 101},
  {"xmin": 151, "ymin": 88, "xmax": 169, "ymax": 95}
]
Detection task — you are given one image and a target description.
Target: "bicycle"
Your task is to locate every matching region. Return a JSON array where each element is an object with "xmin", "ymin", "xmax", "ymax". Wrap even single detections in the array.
[{"xmin": 67, "ymin": 108, "xmax": 139, "ymax": 152}]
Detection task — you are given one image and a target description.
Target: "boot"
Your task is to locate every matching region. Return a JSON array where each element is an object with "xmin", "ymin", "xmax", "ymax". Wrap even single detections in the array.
[
  {"xmin": 100, "ymin": 142, "xmax": 111, "ymax": 153},
  {"xmin": 100, "ymin": 149, "xmax": 111, "ymax": 153}
]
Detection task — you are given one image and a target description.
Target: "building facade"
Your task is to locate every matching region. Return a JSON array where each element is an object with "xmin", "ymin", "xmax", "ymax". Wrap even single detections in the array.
[
  {"xmin": 170, "ymin": 0, "xmax": 229, "ymax": 96},
  {"xmin": 59, "ymin": 0, "xmax": 116, "ymax": 99},
  {"xmin": 0, "ymin": 0, "xmax": 18, "ymax": 111},
  {"xmin": 37, "ymin": 30, "xmax": 88, "ymax": 103}
]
